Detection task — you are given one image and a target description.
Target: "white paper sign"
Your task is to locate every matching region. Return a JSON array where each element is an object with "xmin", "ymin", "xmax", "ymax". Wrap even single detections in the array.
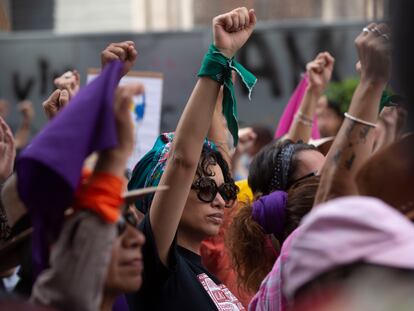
[{"xmin": 87, "ymin": 69, "xmax": 163, "ymax": 173}]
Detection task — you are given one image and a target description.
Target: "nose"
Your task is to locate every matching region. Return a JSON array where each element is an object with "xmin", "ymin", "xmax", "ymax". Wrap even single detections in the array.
[
  {"xmin": 122, "ymin": 225, "xmax": 145, "ymax": 248},
  {"xmin": 212, "ymin": 191, "xmax": 226, "ymax": 210}
]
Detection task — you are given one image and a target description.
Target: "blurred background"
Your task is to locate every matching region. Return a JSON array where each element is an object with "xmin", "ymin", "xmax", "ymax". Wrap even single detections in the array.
[{"xmin": 0, "ymin": 0, "xmax": 389, "ymax": 133}]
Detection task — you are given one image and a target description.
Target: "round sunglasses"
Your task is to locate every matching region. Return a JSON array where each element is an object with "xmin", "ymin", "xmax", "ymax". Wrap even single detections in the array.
[
  {"xmin": 117, "ymin": 209, "xmax": 139, "ymax": 236},
  {"xmin": 191, "ymin": 177, "xmax": 239, "ymax": 207}
]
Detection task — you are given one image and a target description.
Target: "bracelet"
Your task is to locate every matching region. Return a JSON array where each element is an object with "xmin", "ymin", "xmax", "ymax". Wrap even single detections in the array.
[
  {"xmin": 198, "ymin": 44, "xmax": 257, "ymax": 147},
  {"xmin": 297, "ymin": 111, "xmax": 313, "ymax": 122},
  {"xmin": 296, "ymin": 116, "xmax": 313, "ymax": 127},
  {"xmin": 295, "ymin": 111, "xmax": 313, "ymax": 126},
  {"xmin": 344, "ymin": 112, "xmax": 377, "ymax": 128}
]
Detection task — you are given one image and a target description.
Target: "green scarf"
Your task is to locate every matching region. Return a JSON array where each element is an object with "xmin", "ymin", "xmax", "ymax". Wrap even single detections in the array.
[{"xmin": 198, "ymin": 44, "xmax": 257, "ymax": 146}]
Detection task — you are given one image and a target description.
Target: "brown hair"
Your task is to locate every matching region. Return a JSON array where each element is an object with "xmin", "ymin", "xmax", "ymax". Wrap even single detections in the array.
[{"xmin": 226, "ymin": 176, "xmax": 320, "ymax": 294}]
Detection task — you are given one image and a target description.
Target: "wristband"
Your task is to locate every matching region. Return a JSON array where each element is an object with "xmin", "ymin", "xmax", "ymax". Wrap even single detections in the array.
[
  {"xmin": 198, "ymin": 44, "xmax": 257, "ymax": 146},
  {"xmin": 74, "ymin": 172, "xmax": 125, "ymax": 223}
]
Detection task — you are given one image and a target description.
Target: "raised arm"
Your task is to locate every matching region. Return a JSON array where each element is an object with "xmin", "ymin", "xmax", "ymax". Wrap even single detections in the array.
[
  {"xmin": 286, "ymin": 52, "xmax": 334, "ymax": 143},
  {"xmin": 315, "ymin": 23, "xmax": 391, "ymax": 204},
  {"xmin": 31, "ymin": 83, "xmax": 142, "ymax": 311},
  {"xmin": 149, "ymin": 7, "xmax": 256, "ymax": 265},
  {"xmin": 208, "ymin": 87, "xmax": 233, "ymax": 167},
  {"xmin": 42, "ymin": 71, "xmax": 80, "ymax": 120}
]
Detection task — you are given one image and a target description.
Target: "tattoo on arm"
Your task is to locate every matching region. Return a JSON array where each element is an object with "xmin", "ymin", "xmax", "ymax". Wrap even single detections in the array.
[
  {"xmin": 345, "ymin": 120, "xmax": 356, "ymax": 137},
  {"xmin": 358, "ymin": 126, "xmax": 371, "ymax": 143},
  {"xmin": 345, "ymin": 152, "xmax": 356, "ymax": 170},
  {"xmin": 333, "ymin": 150, "xmax": 342, "ymax": 164}
]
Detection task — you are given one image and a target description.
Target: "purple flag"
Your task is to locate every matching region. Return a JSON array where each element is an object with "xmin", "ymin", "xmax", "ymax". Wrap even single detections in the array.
[{"xmin": 16, "ymin": 60, "xmax": 123, "ymax": 277}]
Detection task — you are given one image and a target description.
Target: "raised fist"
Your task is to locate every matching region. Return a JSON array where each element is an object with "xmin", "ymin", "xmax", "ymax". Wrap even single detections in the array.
[
  {"xmin": 213, "ymin": 7, "xmax": 257, "ymax": 58},
  {"xmin": 54, "ymin": 70, "xmax": 80, "ymax": 99},
  {"xmin": 42, "ymin": 89, "xmax": 70, "ymax": 120},
  {"xmin": 306, "ymin": 52, "xmax": 335, "ymax": 96},
  {"xmin": 354, "ymin": 23, "xmax": 391, "ymax": 85},
  {"xmin": 101, "ymin": 41, "xmax": 138, "ymax": 76}
]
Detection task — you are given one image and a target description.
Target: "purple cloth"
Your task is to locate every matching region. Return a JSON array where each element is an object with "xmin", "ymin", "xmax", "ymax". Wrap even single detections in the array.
[
  {"xmin": 252, "ymin": 191, "xmax": 288, "ymax": 241},
  {"xmin": 113, "ymin": 295, "xmax": 129, "ymax": 311},
  {"xmin": 274, "ymin": 74, "xmax": 320, "ymax": 140},
  {"xmin": 16, "ymin": 60, "xmax": 123, "ymax": 277}
]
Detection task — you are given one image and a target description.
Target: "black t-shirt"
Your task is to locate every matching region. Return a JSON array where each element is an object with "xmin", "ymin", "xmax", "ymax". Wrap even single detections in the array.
[{"xmin": 127, "ymin": 215, "xmax": 244, "ymax": 311}]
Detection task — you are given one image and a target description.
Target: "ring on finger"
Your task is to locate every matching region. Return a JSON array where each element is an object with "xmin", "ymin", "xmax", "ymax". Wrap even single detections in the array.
[
  {"xmin": 362, "ymin": 27, "xmax": 371, "ymax": 34},
  {"xmin": 381, "ymin": 33, "xmax": 390, "ymax": 41},
  {"xmin": 372, "ymin": 27, "xmax": 383, "ymax": 36}
]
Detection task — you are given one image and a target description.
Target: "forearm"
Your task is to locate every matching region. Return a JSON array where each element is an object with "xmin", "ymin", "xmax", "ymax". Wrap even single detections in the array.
[
  {"xmin": 208, "ymin": 104, "xmax": 232, "ymax": 168},
  {"xmin": 315, "ymin": 80, "xmax": 384, "ymax": 204},
  {"xmin": 94, "ymin": 150, "xmax": 129, "ymax": 178},
  {"xmin": 150, "ymin": 77, "xmax": 220, "ymax": 264},
  {"xmin": 173, "ymin": 77, "xmax": 221, "ymax": 166},
  {"xmin": 286, "ymin": 87, "xmax": 320, "ymax": 143}
]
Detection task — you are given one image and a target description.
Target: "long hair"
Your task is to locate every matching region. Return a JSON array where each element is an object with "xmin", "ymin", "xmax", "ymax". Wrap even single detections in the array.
[{"xmin": 226, "ymin": 176, "xmax": 320, "ymax": 293}]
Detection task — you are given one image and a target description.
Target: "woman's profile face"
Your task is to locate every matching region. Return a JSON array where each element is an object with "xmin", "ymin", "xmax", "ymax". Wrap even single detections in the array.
[
  {"xmin": 180, "ymin": 164, "xmax": 227, "ymax": 239},
  {"xmin": 104, "ymin": 219, "xmax": 145, "ymax": 294},
  {"xmin": 293, "ymin": 150, "xmax": 325, "ymax": 181},
  {"xmin": 316, "ymin": 97, "xmax": 343, "ymax": 138}
]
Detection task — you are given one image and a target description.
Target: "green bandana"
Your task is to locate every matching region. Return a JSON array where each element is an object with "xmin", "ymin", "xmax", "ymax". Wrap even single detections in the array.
[{"xmin": 198, "ymin": 44, "xmax": 257, "ymax": 146}]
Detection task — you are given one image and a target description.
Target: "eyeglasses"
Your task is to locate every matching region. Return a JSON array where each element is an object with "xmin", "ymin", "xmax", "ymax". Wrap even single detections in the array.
[
  {"xmin": 117, "ymin": 209, "xmax": 139, "ymax": 236},
  {"xmin": 289, "ymin": 171, "xmax": 318, "ymax": 188},
  {"xmin": 191, "ymin": 177, "xmax": 239, "ymax": 207}
]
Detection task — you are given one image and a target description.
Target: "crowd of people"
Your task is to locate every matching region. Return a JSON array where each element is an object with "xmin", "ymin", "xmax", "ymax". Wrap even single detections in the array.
[{"xmin": 0, "ymin": 4, "xmax": 413, "ymax": 311}]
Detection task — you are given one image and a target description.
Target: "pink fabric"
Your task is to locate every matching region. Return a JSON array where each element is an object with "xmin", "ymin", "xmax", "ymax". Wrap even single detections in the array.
[
  {"xmin": 248, "ymin": 228, "xmax": 301, "ymax": 311},
  {"xmin": 284, "ymin": 196, "xmax": 414, "ymax": 298},
  {"xmin": 274, "ymin": 74, "xmax": 320, "ymax": 140}
]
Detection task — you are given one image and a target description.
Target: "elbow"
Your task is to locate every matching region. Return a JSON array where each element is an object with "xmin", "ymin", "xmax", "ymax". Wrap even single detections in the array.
[{"xmin": 169, "ymin": 150, "xmax": 199, "ymax": 171}]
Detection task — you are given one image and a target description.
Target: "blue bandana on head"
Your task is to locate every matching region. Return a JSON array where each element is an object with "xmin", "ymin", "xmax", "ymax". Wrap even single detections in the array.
[{"xmin": 128, "ymin": 132, "xmax": 217, "ymax": 213}]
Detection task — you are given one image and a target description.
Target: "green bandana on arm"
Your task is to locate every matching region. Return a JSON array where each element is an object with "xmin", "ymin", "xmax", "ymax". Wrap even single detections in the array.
[{"xmin": 198, "ymin": 44, "xmax": 257, "ymax": 146}]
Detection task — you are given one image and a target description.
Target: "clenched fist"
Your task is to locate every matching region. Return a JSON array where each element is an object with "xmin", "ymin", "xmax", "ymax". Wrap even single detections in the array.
[
  {"xmin": 101, "ymin": 41, "xmax": 138, "ymax": 76},
  {"xmin": 213, "ymin": 7, "xmax": 257, "ymax": 58}
]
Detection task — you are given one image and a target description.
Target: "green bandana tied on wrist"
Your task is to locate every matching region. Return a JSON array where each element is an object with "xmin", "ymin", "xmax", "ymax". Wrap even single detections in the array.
[{"xmin": 198, "ymin": 44, "xmax": 257, "ymax": 146}]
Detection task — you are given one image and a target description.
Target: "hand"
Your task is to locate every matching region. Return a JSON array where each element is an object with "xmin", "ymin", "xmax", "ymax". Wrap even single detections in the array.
[
  {"xmin": 0, "ymin": 117, "xmax": 16, "ymax": 183},
  {"xmin": 42, "ymin": 89, "xmax": 70, "ymax": 120},
  {"xmin": 101, "ymin": 41, "xmax": 138, "ymax": 76},
  {"xmin": 306, "ymin": 52, "xmax": 335, "ymax": 96},
  {"xmin": 113, "ymin": 83, "xmax": 145, "ymax": 156},
  {"xmin": 354, "ymin": 23, "xmax": 391, "ymax": 86},
  {"xmin": 213, "ymin": 7, "xmax": 257, "ymax": 58},
  {"xmin": 0, "ymin": 99, "xmax": 10, "ymax": 119},
  {"xmin": 17, "ymin": 100, "xmax": 35, "ymax": 124},
  {"xmin": 54, "ymin": 70, "xmax": 80, "ymax": 99},
  {"xmin": 378, "ymin": 106, "xmax": 407, "ymax": 138},
  {"xmin": 236, "ymin": 127, "xmax": 257, "ymax": 154}
]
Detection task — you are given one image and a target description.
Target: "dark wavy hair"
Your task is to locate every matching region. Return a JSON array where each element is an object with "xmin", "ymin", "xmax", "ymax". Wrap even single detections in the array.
[{"xmin": 195, "ymin": 145, "xmax": 234, "ymax": 185}]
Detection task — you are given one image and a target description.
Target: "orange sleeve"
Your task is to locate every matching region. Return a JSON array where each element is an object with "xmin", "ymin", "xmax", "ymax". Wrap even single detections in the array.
[{"xmin": 74, "ymin": 172, "xmax": 125, "ymax": 223}]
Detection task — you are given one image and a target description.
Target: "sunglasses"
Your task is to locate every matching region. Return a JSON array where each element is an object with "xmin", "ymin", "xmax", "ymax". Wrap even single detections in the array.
[
  {"xmin": 117, "ymin": 209, "xmax": 139, "ymax": 236},
  {"xmin": 288, "ymin": 171, "xmax": 318, "ymax": 188},
  {"xmin": 191, "ymin": 177, "xmax": 239, "ymax": 207}
]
